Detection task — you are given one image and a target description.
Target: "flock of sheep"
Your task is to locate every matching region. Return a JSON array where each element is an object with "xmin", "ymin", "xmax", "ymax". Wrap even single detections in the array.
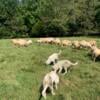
[
  {"xmin": 11, "ymin": 37, "xmax": 100, "ymax": 99},
  {"xmin": 37, "ymin": 37, "xmax": 100, "ymax": 99},
  {"xmin": 37, "ymin": 38, "xmax": 100, "ymax": 62}
]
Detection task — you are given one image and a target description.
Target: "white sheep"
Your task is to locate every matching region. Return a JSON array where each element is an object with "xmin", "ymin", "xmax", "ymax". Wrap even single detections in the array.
[
  {"xmin": 37, "ymin": 38, "xmax": 54, "ymax": 44},
  {"xmin": 72, "ymin": 41, "xmax": 80, "ymax": 49},
  {"xmin": 12, "ymin": 39, "xmax": 32, "ymax": 47},
  {"xmin": 26, "ymin": 39, "xmax": 32, "ymax": 45},
  {"xmin": 79, "ymin": 40, "xmax": 92, "ymax": 49},
  {"xmin": 45, "ymin": 50, "xmax": 62, "ymax": 65},
  {"xmin": 12, "ymin": 39, "xmax": 27, "ymax": 46},
  {"xmin": 88, "ymin": 40, "xmax": 96, "ymax": 46},
  {"xmin": 61, "ymin": 40, "xmax": 72, "ymax": 47},
  {"xmin": 90, "ymin": 46, "xmax": 100, "ymax": 61},
  {"xmin": 53, "ymin": 38, "xmax": 61, "ymax": 45}
]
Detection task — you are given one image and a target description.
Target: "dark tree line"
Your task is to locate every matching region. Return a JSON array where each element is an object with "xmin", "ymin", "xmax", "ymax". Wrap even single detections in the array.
[{"xmin": 0, "ymin": 0, "xmax": 100, "ymax": 38}]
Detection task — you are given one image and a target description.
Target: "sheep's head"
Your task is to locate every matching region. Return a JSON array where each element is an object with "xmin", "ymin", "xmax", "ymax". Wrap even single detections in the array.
[{"xmin": 27, "ymin": 40, "xmax": 32, "ymax": 45}]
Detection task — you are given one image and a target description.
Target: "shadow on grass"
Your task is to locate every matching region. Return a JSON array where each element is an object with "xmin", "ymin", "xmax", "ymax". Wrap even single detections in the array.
[
  {"xmin": 87, "ymin": 52, "xmax": 100, "ymax": 62},
  {"xmin": 54, "ymin": 94, "xmax": 65, "ymax": 100},
  {"xmin": 21, "ymin": 68, "xmax": 35, "ymax": 73}
]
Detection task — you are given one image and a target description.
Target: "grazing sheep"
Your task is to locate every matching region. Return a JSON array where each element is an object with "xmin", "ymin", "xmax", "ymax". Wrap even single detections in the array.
[
  {"xmin": 37, "ymin": 38, "xmax": 54, "ymax": 44},
  {"xmin": 37, "ymin": 38, "xmax": 44, "ymax": 43},
  {"xmin": 72, "ymin": 41, "xmax": 80, "ymax": 49},
  {"xmin": 12, "ymin": 39, "xmax": 32, "ymax": 47},
  {"xmin": 79, "ymin": 40, "xmax": 92, "ymax": 49},
  {"xmin": 11, "ymin": 39, "xmax": 19, "ymax": 45},
  {"xmin": 61, "ymin": 40, "xmax": 72, "ymax": 47},
  {"xmin": 46, "ymin": 38, "xmax": 55, "ymax": 44},
  {"xmin": 52, "ymin": 60, "xmax": 78, "ymax": 75},
  {"xmin": 88, "ymin": 40, "xmax": 96, "ymax": 46},
  {"xmin": 12, "ymin": 39, "xmax": 27, "ymax": 46},
  {"xmin": 40, "ymin": 71, "xmax": 59, "ymax": 99},
  {"xmin": 90, "ymin": 46, "xmax": 100, "ymax": 61},
  {"xmin": 53, "ymin": 38, "xmax": 61, "ymax": 45},
  {"xmin": 46, "ymin": 50, "xmax": 62, "ymax": 65},
  {"xmin": 26, "ymin": 39, "xmax": 32, "ymax": 45}
]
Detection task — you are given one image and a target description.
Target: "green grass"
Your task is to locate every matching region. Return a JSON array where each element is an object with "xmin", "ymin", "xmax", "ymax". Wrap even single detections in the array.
[{"xmin": 0, "ymin": 37, "xmax": 100, "ymax": 100}]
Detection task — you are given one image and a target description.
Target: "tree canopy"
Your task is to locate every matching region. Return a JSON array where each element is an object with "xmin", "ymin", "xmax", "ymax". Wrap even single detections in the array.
[{"xmin": 0, "ymin": 0, "xmax": 100, "ymax": 38}]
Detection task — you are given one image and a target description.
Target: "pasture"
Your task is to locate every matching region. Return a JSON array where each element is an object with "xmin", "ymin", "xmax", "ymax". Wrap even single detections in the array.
[{"xmin": 0, "ymin": 37, "xmax": 100, "ymax": 100}]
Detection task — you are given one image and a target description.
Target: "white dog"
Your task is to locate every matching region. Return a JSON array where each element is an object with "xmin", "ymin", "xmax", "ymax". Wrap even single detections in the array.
[
  {"xmin": 40, "ymin": 71, "xmax": 59, "ymax": 99},
  {"xmin": 52, "ymin": 60, "xmax": 78, "ymax": 75},
  {"xmin": 45, "ymin": 50, "xmax": 62, "ymax": 65}
]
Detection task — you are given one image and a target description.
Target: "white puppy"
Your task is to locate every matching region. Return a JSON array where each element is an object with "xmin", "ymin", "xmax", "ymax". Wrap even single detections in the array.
[
  {"xmin": 46, "ymin": 50, "xmax": 62, "ymax": 65},
  {"xmin": 41, "ymin": 71, "xmax": 59, "ymax": 99},
  {"xmin": 52, "ymin": 60, "xmax": 78, "ymax": 75}
]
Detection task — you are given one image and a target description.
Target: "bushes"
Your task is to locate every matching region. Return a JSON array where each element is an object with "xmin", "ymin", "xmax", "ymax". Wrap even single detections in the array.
[
  {"xmin": 0, "ymin": 27, "xmax": 12, "ymax": 38},
  {"xmin": 31, "ymin": 20, "xmax": 65, "ymax": 37},
  {"xmin": 0, "ymin": 0, "xmax": 99, "ymax": 38},
  {"xmin": 31, "ymin": 20, "xmax": 45, "ymax": 37}
]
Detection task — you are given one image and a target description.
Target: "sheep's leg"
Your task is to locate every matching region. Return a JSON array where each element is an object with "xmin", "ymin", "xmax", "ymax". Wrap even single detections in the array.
[
  {"xmin": 93, "ymin": 55, "xmax": 96, "ymax": 62},
  {"xmin": 42, "ymin": 85, "xmax": 48, "ymax": 99},
  {"xmin": 93, "ymin": 57, "xmax": 95, "ymax": 62},
  {"xmin": 92, "ymin": 53, "xmax": 94, "ymax": 59}
]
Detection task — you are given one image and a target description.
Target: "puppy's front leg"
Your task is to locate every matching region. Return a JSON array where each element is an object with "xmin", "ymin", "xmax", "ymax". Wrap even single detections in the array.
[
  {"xmin": 58, "ymin": 67, "xmax": 62, "ymax": 74},
  {"xmin": 50, "ymin": 85, "xmax": 55, "ymax": 95},
  {"xmin": 63, "ymin": 67, "xmax": 67, "ymax": 75},
  {"xmin": 55, "ymin": 83, "xmax": 58, "ymax": 90},
  {"xmin": 42, "ymin": 85, "xmax": 48, "ymax": 99}
]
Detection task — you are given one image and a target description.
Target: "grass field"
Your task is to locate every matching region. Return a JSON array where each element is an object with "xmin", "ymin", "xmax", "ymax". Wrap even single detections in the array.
[{"xmin": 0, "ymin": 37, "xmax": 100, "ymax": 100}]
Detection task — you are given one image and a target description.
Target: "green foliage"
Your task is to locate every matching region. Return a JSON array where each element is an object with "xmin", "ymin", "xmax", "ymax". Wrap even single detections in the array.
[
  {"xmin": 31, "ymin": 20, "xmax": 44, "ymax": 36},
  {"xmin": 95, "ymin": 3, "xmax": 100, "ymax": 31},
  {"xmin": 0, "ymin": 0, "xmax": 100, "ymax": 38}
]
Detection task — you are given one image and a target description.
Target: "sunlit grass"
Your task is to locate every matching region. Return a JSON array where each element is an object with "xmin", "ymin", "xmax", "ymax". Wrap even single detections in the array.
[{"xmin": 0, "ymin": 37, "xmax": 99, "ymax": 100}]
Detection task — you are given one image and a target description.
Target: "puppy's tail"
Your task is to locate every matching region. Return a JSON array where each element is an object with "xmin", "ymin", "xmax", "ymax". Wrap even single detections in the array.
[
  {"xmin": 58, "ymin": 50, "xmax": 62, "ymax": 56},
  {"xmin": 70, "ymin": 61, "xmax": 78, "ymax": 66}
]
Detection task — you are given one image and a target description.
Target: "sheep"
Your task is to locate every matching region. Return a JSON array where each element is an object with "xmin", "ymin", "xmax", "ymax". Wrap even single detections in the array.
[
  {"xmin": 45, "ymin": 50, "xmax": 62, "ymax": 65},
  {"xmin": 88, "ymin": 40, "xmax": 96, "ymax": 46},
  {"xmin": 37, "ymin": 38, "xmax": 48, "ymax": 43},
  {"xmin": 37, "ymin": 38, "xmax": 54, "ymax": 44},
  {"xmin": 26, "ymin": 39, "xmax": 32, "ymax": 45},
  {"xmin": 61, "ymin": 40, "xmax": 72, "ymax": 47},
  {"xmin": 46, "ymin": 38, "xmax": 55, "ymax": 44},
  {"xmin": 53, "ymin": 38, "xmax": 61, "ymax": 45},
  {"xmin": 79, "ymin": 40, "xmax": 92, "ymax": 49},
  {"xmin": 72, "ymin": 41, "xmax": 80, "ymax": 49},
  {"xmin": 90, "ymin": 46, "xmax": 100, "ymax": 61},
  {"xmin": 37, "ymin": 38, "xmax": 44, "ymax": 43},
  {"xmin": 52, "ymin": 60, "xmax": 78, "ymax": 75},
  {"xmin": 12, "ymin": 39, "xmax": 32, "ymax": 47},
  {"xmin": 11, "ymin": 39, "xmax": 19, "ymax": 45},
  {"xmin": 12, "ymin": 39, "xmax": 27, "ymax": 46},
  {"xmin": 40, "ymin": 71, "xmax": 59, "ymax": 99}
]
